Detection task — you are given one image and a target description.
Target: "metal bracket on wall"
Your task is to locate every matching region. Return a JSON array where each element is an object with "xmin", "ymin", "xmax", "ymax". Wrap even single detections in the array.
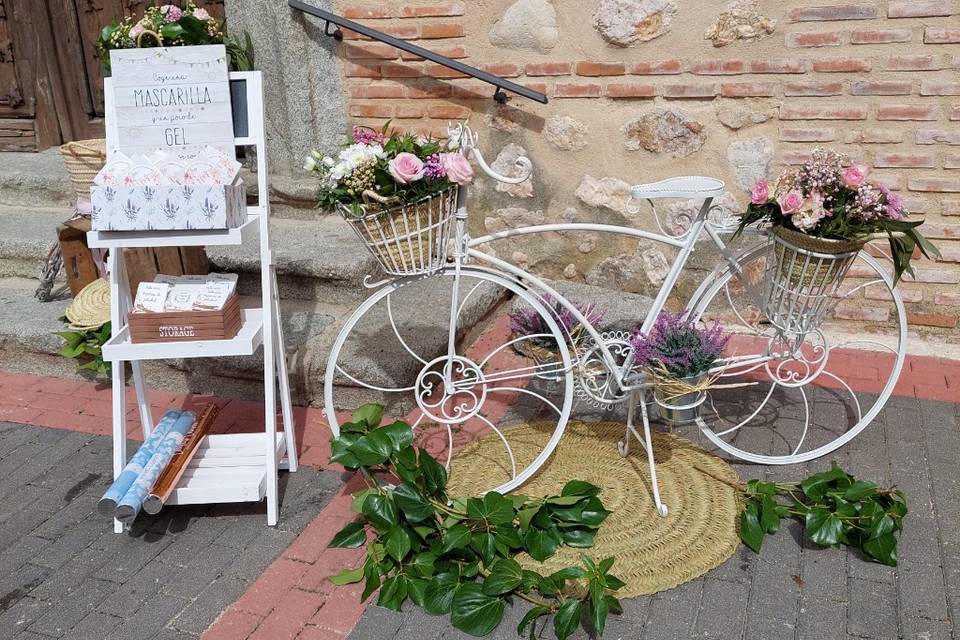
[{"xmin": 288, "ymin": 0, "xmax": 548, "ymax": 105}]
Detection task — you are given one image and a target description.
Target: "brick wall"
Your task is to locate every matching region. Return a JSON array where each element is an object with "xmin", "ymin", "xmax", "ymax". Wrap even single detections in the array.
[{"xmin": 334, "ymin": 0, "xmax": 960, "ymax": 334}]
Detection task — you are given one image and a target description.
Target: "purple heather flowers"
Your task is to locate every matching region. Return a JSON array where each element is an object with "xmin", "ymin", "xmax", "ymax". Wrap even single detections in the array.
[
  {"xmin": 631, "ymin": 312, "xmax": 729, "ymax": 379},
  {"xmin": 509, "ymin": 297, "xmax": 604, "ymax": 351}
]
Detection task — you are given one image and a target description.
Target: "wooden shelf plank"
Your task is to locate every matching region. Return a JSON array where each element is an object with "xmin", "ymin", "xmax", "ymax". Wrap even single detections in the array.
[
  {"xmin": 101, "ymin": 308, "xmax": 263, "ymax": 362},
  {"xmin": 166, "ymin": 432, "xmax": 285, "ymax": 506},
  {"xmin": 87, "ymin": 214, "xmax": 260, "ymax": 249}
]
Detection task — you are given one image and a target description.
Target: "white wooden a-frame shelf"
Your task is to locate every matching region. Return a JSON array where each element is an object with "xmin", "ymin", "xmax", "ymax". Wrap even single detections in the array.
[{"xmin": 92, "ymin": 71, "xmax": 298, "ymax": 533}]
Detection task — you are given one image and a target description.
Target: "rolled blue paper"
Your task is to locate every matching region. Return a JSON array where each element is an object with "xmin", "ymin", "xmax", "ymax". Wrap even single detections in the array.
[
  {"xmin": 115, "ymin": 410, "xmax": 196, "ymax": 523},
  {"xmin": 98, "ymin": 409, "xmax": 181, "ymax": 516}
]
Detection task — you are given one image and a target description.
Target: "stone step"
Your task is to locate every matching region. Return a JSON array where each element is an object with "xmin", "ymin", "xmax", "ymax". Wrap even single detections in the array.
[
  {"xmin": 0, "ymin": 149, "xmax": 75, "ymax": 208},
  {"xmin": 0, "ymin": 275, "xmax": 506, "ymax": 408},
  {"xmin": 0, "ymin": 150, "xmax": 326, "ymax": 220},
  {"xmin": 0, "ymin": 206, "xmax": 375, "ymax": 304}
]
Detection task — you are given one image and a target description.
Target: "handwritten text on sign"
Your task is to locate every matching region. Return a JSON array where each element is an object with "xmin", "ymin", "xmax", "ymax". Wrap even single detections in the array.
[{"xmin": 108, "ymin": 45, "xmax": 235, "ymax": 161}]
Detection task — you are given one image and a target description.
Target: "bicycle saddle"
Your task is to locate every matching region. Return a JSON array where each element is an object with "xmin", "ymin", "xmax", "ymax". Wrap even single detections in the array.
[{"xmin": 631, "ymin": 176, "xmax": 725, "ymax": 200}]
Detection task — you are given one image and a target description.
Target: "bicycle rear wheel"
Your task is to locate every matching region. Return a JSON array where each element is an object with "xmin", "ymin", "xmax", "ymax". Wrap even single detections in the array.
[
  {"xmin": 323, "ymin": 267, "xmax": 574, "ymax": 493},
  {"xmin": 684, "ymin": 243, "xmax": 907, "ymax": 464}
]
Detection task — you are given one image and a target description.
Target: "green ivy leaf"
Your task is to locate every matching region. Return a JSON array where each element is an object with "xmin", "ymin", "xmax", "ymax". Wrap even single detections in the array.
[
  {"xmin": 392, "ymin": 483, "xmax": 435, "ymax": 523},
  {"xmin": 467, "ymin": 492, "xmax": 515, "ymax": 525},
  {"xmin": 361, "ymin": 566, "xmax": 381, "ymax": 603},
  {"xmin": 353, "ymin": 403, "xmax": 384, "ymax": 427},
  {"xmin": 604, "ymin": 594, "xmax": 624, "ymax": 615},
  {"xmin": 800, "ymin": 464, "xmax": 850, "ymax": 501},
  {"xmin": 419, "ymin": 448, "xmax": 448, "ymax": 494},
  {"xmin": 350, "ymin": 431, "xmax": 394, "ymax": 466},
  {"xmin": 362, "ymin": 494, "xmax": 398, "ymax": 531},
  {"xmin": 351, "ymin": 488, "xmax": 378, "ymax": 513},
  {"xmin": 739, "ymin": 502, "xmax": 764, "ymax": 552},
  {"xmin": 159, "ymin": 22, "xmax": 185, "ymax": 39},
  {"xmin": 805, "ymin": 507, "xmax": 844, "ymax": 547},
  {"xmin": 518, "ymin": 506, "xmax": 540, "ymax": 531},
  {"xmin": 329, "ymin": 566, "xmax": 364, "ymax": 585},
  {"xmin": 481, "ymin": 557, "xmax": 523, "ymax": 596},
  {"xmin": 862, "ymin": 532, "xmax": 898, "ymax": 566},
  {"xmin": 450, "ymin": 583, "xmax": 505, "ymax": 637},
  {"xmin": 578, "ymin": 497, "xmax": 611, "ymax": 527},
  {"xmin": 329, "ymin": 521, "xmax": 366, "ymax": 548},
  {"xmin": 424, "ymin": 573, "xmax": 459, "ymax": 615},
  {"xmin": 517, "ymin": 606, "xmax": 550, "ymax": 638},
  {"xmin": 494, "ymin": 526, "xmax": 523, "ymax": 550},
  {"xmin": 408, "ymin": 552, "xmax": 438, "ymax": 578},
  {"xmin": 524, "ymin": 527, "xmax": 560, "ymax": 562},
  {"xmin": 386, "ymin": 526, "xmax": 412, "ymax": 562},
  {"xmin": 442, "ymin": 524, "xmax": 472, "ymax": 553},
  {"xmin": 760, "ymin": 494, "xmax": 781, "ymax": 534},
  {"xmin": 407, "ymin": 577, "xmax": 428, "ymax": 607},
  {"xmin": 329, "ymin": 434, "xmax": 360, "ymax": 467},
  {"xmin": 550, "ymin": 567, "xmax": 586, "ymax": 582},
  {"xmin": 561, "ymin": 527, "xmax": 596, "ymax": 547},
  {"xmin": 561, "ymin": 479, "xmax": 600, "ymax": 498},
  {"xmin": 589, "ymin": 581, "xmax": 610, "ymax": 636},
  {"xmin": 377, "ymin": 575, "xmax": 408, "ymax": 612},
  {"xmin": 379, "ymin": 421, "xmax": 414, "ymax": 451},
  {"xmin": 843, "ymin": 480, "xmax": 879, "ymax": 501},
  {"xmin": 552, "ymin": 599, "xmax": 582, "ymax": 640},
  {"xmin": 471, "ymin": 531, "xmax": 496, "ymax": 567}
]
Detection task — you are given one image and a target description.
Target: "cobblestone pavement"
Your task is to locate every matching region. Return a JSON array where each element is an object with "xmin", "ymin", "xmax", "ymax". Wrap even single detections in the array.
[
  {"xmin": 348, "ymin": 395, "xmax": 960, "ymax": 640},
  {"xmin": 0, "ymin": 422, "xmax": 341, "ymax": 640}
]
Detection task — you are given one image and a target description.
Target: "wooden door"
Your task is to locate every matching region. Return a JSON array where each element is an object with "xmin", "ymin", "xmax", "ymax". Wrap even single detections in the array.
[{"xmin": 3, "ymin": 0, "xmax": 227, "ymax": 151}]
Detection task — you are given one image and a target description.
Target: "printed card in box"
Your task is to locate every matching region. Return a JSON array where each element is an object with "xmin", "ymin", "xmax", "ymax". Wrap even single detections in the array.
[{"xmin": 90, "ymin": 182, "xmax": 246, "ymax": 231}]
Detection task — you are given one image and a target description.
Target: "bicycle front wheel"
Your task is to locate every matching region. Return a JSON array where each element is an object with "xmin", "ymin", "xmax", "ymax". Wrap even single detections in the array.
[
  {"xmin": 684, "ymin": 244, "xmax": 907, "ymax": 464},
  {"xmin": 323, "ymin": 267, "xmax": 575, "ymax": 494}
]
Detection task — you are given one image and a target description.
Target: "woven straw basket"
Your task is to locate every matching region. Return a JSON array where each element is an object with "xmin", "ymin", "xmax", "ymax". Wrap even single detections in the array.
[
  {"xmin": 338, "ymin": 186, "xmax": 457, "ymax": 276},
  {"xmin": 769, "ymin": 225, "xmax": 863, "ymax": 290},
  {"xmin": 59, "ymin": 139, "xmax": 107, "ymax": 202}
]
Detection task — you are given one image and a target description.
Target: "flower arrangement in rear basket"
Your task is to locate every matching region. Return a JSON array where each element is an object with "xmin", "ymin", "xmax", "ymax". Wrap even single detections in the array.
[
  {"xmin": 736, "ymin": 148, "xmax": 938, "ymax": 284},
  {"xmin": 306, "ymin": 123, "xmax": 475, "ymax": 217}
]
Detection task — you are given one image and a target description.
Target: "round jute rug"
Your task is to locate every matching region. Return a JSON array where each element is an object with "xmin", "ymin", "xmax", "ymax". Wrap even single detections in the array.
[{"xmin": 447, "ymin": 421, "xmax": 742, "ymax": 597}]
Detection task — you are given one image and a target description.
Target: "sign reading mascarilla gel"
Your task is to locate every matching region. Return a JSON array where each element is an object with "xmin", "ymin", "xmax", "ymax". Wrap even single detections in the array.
[{"xmin": 108, "ymin": 45, "xmax": 235, "ymax": 161}]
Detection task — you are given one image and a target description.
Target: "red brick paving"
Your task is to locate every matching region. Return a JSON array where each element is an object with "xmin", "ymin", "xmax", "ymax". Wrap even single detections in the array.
[{"xmin": 0, "ymin": 322, "xmax": 958, "ymax": 639}]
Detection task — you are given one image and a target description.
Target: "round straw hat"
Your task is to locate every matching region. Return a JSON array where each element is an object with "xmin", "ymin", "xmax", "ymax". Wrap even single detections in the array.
[{"xmin": 65, "ymin": 278, "xmax": 111, "ymax": 331}]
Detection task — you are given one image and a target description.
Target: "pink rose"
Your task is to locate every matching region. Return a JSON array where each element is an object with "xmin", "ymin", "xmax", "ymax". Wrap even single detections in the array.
[
  {"xmin": 750, "ymin": 179, "xmax": 769, "ymax": 205},
  {"xmin": 159, "ymin": 4, "xmax": 183, "ymax": 21},
  {"xmin": 192, "ymin": 8, "xmax": 211, "ymax": 20},
  {"xmin": 440, "ymin": 152, "xmax": 474, "ymax": 185},
  {"xmin": 777, "ymin": 190, "xmax": 804, "ymax": 215},
  {"xmin": 841, "ymin": 164, "xmax": 869, "ymax": 189},
  {"xmin": 388, "ymin": 152, "xmax": 425, "ymax": 184}
]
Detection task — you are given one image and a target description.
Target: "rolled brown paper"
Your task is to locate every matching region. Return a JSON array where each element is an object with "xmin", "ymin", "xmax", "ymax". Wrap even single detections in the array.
[{"xmin": 142, "ymin": 403, "xmax": 219, "ymax": 515}]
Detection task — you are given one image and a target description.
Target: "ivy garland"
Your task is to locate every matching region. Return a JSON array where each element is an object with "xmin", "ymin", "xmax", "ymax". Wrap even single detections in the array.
[
  {"xmin": 740, "ymin": 463, "xmax": 907, "ymax": 566},
  {"xmin": 327, "ymin": 404, "xmax": 625, "ymax": 639}
]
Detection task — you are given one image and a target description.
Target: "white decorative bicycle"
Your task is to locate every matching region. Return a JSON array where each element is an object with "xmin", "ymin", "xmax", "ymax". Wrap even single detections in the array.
[{"xmin": 323, "ymin": 126, "xmax": 906, "ymax": 516}]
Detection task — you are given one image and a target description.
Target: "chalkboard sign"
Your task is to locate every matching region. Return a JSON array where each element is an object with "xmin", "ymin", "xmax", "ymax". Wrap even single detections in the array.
[{"xmin": 109, "ymin": 45, "xmax": 236, "ymax": 161}]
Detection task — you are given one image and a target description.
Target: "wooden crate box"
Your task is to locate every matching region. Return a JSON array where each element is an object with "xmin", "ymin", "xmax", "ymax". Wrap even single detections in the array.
[{"xmin": 128, "ymin": 294, "xmax": 241, "ymax": 343}]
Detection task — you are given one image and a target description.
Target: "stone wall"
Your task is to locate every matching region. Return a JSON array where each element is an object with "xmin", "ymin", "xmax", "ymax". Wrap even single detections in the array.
[{"xmin": 321, "ymin": 0, "xmax": 960, "ymax": 334}]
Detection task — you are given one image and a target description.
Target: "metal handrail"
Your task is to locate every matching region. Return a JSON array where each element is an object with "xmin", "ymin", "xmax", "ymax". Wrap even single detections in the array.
[{"xmin": 288, "ymin": 0, "xmax": 549, "ymax": 104}]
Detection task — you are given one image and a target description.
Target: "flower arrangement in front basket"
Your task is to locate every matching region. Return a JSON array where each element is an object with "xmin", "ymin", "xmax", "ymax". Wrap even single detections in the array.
[
  {"xmin": 96, "ymin": 3, "xmax": 254, "ymax": 72},
  {"xmin": 736, "ymin": 148, "xmax": 938, "ymax": 283},
  {"xmin": 630, "ymin": 312, "xmax": 729, "ymax": 411},
  {"xmin": 305, "ymin": 123, "xmax": 475, "ymax": 217},
  {"xmin": 509, "ymin": 297, "xmax": 604, "ymax": 362}
]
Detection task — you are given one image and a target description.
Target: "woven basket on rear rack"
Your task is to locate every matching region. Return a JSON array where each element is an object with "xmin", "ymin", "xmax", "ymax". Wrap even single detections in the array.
[
  {"xmin": 337, "ymin": 186, "xmax": 457, "ymax": 277},
  {"xmin": 762, "ymin": 225, "xmax": 864, "ymax": 336}
]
